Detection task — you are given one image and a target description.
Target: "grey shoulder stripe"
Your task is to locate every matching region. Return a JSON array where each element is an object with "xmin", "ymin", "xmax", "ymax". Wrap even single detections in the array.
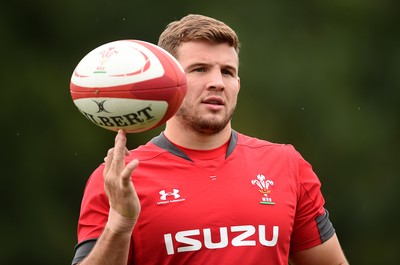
[
  {"xmin": 226, "ymin": 130, "xmax": 238, "ymax": 158},
  {"xmin": 72, "ymin": 239, "xmax": 97, "ymax": 265},
  {"xmin": 151, "ymin": 133, "xmax": 192, "ymax": 161},
  {"xmin": 151, "ymin": 130, "xmax": 238, "ymax": 161},
  {"xmin": 316, "ymin": 209, "xmax": 336, "ymax": 243}
]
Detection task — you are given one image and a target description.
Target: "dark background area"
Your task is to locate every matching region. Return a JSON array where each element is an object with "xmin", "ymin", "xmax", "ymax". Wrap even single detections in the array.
[{"xmin": 2, "ymin": 0, "xmax": 399, "ymax": 264}]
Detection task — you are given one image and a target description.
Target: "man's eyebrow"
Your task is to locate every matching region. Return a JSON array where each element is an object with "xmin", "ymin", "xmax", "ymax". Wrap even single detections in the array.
[
  {"xmin": 186, "ymin": 62, "xmax": 237, "ymax": 71},
  {"xmin": 223, "ymin": 64, "xmax": 238, "ymax": 71},
  {"xmin": 187, "ymin": 62, "xmax": 209, "ymax": 68}
]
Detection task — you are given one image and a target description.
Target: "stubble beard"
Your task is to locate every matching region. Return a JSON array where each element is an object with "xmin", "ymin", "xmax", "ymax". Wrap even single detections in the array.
[{"xmin": 175, "ymin": 102, "xmax": 236, "ymax": 135}]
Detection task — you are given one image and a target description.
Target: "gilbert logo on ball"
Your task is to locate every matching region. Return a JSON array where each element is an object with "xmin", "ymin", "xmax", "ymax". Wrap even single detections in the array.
[{"xmin": 70, "ymin": 40, "xmax": 187, "ymax": 133}]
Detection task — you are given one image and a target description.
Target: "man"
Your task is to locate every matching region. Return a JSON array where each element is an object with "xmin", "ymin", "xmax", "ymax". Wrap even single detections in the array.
[{"xmin": 72, "ymin": 14, "xmax": 349, "ymax": 264}]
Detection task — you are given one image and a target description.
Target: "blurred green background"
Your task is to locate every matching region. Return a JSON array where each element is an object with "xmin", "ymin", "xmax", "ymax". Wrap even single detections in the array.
[{"xmin": 2, "ymin": 0, "xmax": 399, "ymax": 264}]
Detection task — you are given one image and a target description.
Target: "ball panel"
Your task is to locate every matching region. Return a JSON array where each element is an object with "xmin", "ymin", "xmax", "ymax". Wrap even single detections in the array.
[
  {"xmin": 70, "ymin": 80, "xmax": 183, "ymax": 100},
  {"xmin": 71, "ymin": 40, "xmax": 165, "ymax": 88},
  {"xmin": 73, "ymin": 97, "xmax": 168, "ymax": 133},
  {"xmin": 135, "ymin": 40, "xmax": 186, "ymax": 87}
]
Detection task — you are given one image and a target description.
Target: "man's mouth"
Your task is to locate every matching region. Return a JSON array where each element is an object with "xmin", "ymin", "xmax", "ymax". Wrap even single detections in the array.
[{"xmin": 201, "ymin": 96, "xmax": 225, "ymax": 105}]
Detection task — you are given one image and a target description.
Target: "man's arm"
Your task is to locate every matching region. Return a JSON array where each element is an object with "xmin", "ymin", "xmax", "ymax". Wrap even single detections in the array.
[
  {"xmin": 77, "ymin": 227, "xmax": 131, "ymax": 265},
  {"xmin": 289, "ymin": 233, "xmax": 349, "ymax": 265},
  {"xmin": 77, "ymin": 130, "xmax": 140, "ymax": 265}
]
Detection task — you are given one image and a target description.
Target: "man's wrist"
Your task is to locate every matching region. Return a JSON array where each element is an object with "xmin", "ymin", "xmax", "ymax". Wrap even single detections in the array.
[{"xmin": 106, "ymin": 207, "xmax": 137, "ymax": 235}]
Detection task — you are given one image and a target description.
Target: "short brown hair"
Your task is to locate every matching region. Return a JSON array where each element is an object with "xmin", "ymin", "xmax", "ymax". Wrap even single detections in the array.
[{"xmin": 158, "ymin": 14, "xmax": 240, "ymax": 58}]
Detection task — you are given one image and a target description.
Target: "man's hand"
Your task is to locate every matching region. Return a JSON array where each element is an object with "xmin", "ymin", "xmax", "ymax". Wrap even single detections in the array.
[
  {"xmin": 103, "ymin": 130, "xmax": 140, "ymax": 221},
  {"xmin": 78, "ymin": 131, "xmax": 140, "ymax": 264}
]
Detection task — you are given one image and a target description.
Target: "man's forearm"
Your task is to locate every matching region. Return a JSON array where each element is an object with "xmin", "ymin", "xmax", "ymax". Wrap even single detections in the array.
[{"xmin": 79, "ymin": 227, "xmax": 131, "ymax": 265}]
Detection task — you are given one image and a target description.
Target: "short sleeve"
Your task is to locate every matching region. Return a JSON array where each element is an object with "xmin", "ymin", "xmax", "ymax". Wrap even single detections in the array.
[
  {"xmin": 76, "ymin": 165, "xmax": 109, "ymax": 243},
  {"xmin": 289, "ymin": 150, "xmax": 335, "ymax": 252},
  {"xmin": 73, "ymin": 164, "xmax": 136, "ymax": 265}
]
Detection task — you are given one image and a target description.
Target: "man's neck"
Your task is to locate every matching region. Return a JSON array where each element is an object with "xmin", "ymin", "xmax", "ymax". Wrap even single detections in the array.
[{"xmin": 164, "ymin": 120, "xmax": 232, "ymax": 150}]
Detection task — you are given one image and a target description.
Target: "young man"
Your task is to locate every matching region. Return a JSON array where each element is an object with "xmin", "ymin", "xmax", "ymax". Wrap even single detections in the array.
[{"xmin": 72, "ymin": 14, "xmax": 349, "ymax": 265}]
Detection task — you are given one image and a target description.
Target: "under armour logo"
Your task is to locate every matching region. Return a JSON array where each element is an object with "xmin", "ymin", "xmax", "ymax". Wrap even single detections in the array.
[
  {"xmin": 159, "ymin": 189, "xmax": 180, "ymax": 201},
  {"xmin": 93, "ymin": 100, "xmax": 111, "ymax": 113}
]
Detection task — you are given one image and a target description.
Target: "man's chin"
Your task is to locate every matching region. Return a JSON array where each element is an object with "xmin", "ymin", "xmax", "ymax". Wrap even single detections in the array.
[{"xmin": 193, "ymin": 119, "xmax": 230, "ymax": 135}]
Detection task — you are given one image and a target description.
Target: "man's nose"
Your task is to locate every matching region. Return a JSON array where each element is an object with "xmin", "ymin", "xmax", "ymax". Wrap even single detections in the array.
[{"xmin": 207, "ymin": 70, "xmax": 225, "ymax": 91}]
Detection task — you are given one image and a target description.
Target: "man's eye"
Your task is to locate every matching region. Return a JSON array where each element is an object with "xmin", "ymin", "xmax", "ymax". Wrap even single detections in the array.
[
  {"xmin": 222, "ymin": 69, "xmax": 234, "ymax": 76},
  {"xmin": 193, "ymin": 68, "xmax": 206, "ymax": 72}
]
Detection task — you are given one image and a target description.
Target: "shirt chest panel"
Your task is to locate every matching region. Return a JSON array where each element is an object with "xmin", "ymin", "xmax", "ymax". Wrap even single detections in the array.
[{"xmin": 131, "ymin": 155, "xmax": 297, "ymax": 263}]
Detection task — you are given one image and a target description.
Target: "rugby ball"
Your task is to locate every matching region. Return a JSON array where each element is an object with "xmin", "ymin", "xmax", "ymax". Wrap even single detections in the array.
[{"xmin": 70, "ymin": 40, "xmax": 187, "ymax": 133}]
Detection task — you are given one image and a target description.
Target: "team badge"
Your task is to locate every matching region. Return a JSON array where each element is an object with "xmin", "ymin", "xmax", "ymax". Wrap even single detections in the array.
[
  {"xmin": 95, "ymin": 46, "xmax": 119, "ymax": 73},
  {"xmin": 251, "ymin": 174, "xmax": 275, "ymax": 205}
]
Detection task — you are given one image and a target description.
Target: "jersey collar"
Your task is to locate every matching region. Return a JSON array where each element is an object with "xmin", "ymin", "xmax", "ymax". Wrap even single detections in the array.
[{"xmin": 151, "ymin": 130, "xmax": 238, "ymax": 162}]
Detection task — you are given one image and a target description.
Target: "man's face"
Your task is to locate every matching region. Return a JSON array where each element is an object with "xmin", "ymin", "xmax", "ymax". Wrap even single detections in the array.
[{"xmin": 174, "ymin": 40, "xmax": 240, "ymax": 135}]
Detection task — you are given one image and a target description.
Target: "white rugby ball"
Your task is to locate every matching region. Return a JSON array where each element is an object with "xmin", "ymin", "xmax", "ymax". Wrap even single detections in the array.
[{"xmin": 70, "ymin": 39, "xmax": 187, "ymax": 133}]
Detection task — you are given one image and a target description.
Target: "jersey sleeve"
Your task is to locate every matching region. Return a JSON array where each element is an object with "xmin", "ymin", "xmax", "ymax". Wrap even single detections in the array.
[
  {"xmin": 73, "ymin": 163, "xmax": 137, "ymax": 265},
  {"xmin": 76, "ymin": 164, "xmax": 110, "ymax": 243},
  {"xmin": 289, "ymin": 147, "xmax": 335, "ymax": 252}
]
